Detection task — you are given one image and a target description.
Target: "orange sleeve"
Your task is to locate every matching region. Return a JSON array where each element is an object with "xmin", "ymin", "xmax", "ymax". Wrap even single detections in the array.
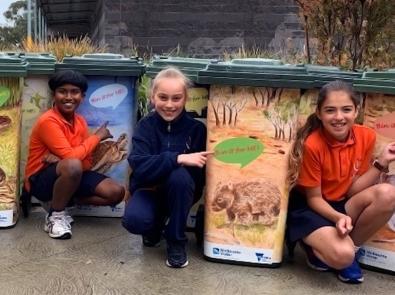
[
  {"xmin": 37, "ymin": 117, "xmax": 100, "ymax": 161},
  {"xmin": 298, "ymin": 143, "xmax": 322, "ymax": 188}
]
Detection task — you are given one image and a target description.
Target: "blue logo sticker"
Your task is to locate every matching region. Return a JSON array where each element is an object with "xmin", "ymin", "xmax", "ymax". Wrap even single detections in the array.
[
  {"xmin": 213, "ymin": 248, "xmax": 220, "ymax": 255},
  {"xmin": 256, "ymin": 253, "xmax": 264, "ymax": 262}
]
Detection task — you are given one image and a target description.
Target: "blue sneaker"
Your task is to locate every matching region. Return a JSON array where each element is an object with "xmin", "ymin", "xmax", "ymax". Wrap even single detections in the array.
[
  {"xmin": 337, "ymin": 253, "xmax": 364, "ymax": 284},
  {"xmin": 300, "ymin": 241, "xmax": 330, "ymax": 272},
  {"xmin": 166, "ymin": 241, "xmax": 189, "ymax": 268}
]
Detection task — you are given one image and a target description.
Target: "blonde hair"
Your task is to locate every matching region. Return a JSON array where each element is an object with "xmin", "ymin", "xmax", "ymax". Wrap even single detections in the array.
[
  {"xmin": 149, "ymin": 66, "xmax": 192, "ymax": 101},
  {"xmin": 287, "ymin": 80, "xmax": 360, "ymax": 190}
]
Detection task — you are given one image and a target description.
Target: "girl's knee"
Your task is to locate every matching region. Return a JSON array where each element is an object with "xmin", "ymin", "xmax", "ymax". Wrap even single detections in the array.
[
  {"xmin": 122, "ymin": 196, "xmax": 156, "ymax": 234},
  {"xmin": 122, "ymin": 209, "xmax": 155, "ymax": 235},
  {"xmin": 107, "ymin": 184, "xmax": 125, "ymax": 206},
  {"xmin": 324, "ymin": 243, "xmax": 355, "ymax": 269},
  {"xmin": 375, "ymin": 183, "xmax": 395, "ymax": 210},
  {"xmin": 58, "ymin": 159, "xmax": 83, "ymax": 178}
]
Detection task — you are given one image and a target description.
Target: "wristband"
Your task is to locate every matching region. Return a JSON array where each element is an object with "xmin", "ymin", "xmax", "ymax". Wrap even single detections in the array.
[{"xmin": 372, "ymin": 159, "xmax": 389, "ymax": 173}]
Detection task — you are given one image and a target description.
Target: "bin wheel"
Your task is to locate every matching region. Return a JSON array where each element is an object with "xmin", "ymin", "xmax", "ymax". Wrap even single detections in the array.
[
  {"xmin": 195, "ymin": 204, "xmax": 204, "ymax": 247},
  {"xmin": 20, "ymin": 189, "xmax": 31, "ymax": 218}
]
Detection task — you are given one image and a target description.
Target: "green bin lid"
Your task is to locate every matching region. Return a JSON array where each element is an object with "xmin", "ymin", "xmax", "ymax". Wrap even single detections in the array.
[
  {"xmin": 353, "ymin": 70, "xmax": 395, "ymax": 95},
  {"xmin": 146, "ymin": 56, "xmax": 214, "ymax": 82},
  {"xmin": 305, "ymin": 64, "xmax": 362, "ymax": 86},
  {"xmin": 197, "ymin": 59, "xmax": 313, "ymax": 88},
  {"xmin": 0, "ymin": 52, "xmax": 27, "ymax": 77},
  {"xmin": 20, "ymin": 53, "xmax": 56, "ymax": 75},
  {"xmin": 230, "ymin": 58, "xmax": 283, "ymax": 66},
  {"xmin": 56, "ymin": 53, "xmax": 145, "ymax": 76}
]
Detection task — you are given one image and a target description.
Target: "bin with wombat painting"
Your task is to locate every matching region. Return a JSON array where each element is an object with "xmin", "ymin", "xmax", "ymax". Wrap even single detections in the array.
[
  {"xmin": 0, "ymin": 53, "xmax": 27, "ymax": 227},
  {"xmin": 354, "ymin": 70, "xmax": 395, "ymax": 274},
  {"xmin": 56, "ymin": 54, "xmax": 145, "ymax": 217},
  {"xmin": 198, "ymin": 59, "xmax": 313, "ymax": 266}
]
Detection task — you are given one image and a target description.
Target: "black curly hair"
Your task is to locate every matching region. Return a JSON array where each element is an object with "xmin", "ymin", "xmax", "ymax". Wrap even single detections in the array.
[{"xmin": 48, "ymin": 70, "xmax": 88, "ymax": 93}]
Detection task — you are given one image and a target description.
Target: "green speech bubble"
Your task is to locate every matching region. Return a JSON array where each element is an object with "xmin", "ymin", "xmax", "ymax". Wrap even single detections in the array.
[
  {"xmin": 214, "ymin": 137, "xmax": 264, "ymax": 168},
  {"xmin": 0, "ymin": 86, "xmax": 11, "ymax": 107}
]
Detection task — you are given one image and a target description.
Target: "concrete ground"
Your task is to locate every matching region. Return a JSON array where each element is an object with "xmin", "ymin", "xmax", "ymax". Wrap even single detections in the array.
[{"xmin": 1, "ymin": 208, "xmax": 394, "ymax": 295}]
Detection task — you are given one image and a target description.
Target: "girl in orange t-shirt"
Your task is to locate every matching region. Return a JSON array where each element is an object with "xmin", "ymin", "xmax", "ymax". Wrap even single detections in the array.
[{"xmin": 287, "ymin": 80, "xmax": 395, "ymax": 284}]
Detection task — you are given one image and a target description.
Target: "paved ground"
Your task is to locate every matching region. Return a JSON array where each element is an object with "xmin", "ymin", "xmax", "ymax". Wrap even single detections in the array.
[{"xmin": 0, "ymin": 208, "xmax": 394, "ymax": 295}]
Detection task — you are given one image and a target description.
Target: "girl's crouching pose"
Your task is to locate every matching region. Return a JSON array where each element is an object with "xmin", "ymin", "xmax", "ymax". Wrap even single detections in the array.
[
  {"xmin": 287, "ymin": 80, "xmax": 395, "ymax": 283},
  {"xmin": 122, "ymin": 67, "xmax": 210, "ymax": 268}
]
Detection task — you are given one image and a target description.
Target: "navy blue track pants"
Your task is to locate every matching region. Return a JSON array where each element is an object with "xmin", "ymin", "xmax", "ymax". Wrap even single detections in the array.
[{"xmin": 122, "ymin": 167, "xmax": 199, "ymax": 243}]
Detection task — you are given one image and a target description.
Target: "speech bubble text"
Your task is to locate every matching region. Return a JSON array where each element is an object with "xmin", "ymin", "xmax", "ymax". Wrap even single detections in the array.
[
  {"xmin": 0, "ymin": 86, "xmax": 11, "ymax": 107},
  {"xmin": 89, "ymin": 84, "xmax": 128, "ymax": 110},
  {"xmin": 374, "ymin": 112, "xmax": 395, "ymax": 140},
  {"xmin": 186, "ymin": 88, "xmax": 208, "ymax": 116},
  {"xmin": 214, "ymin": 137, "xmax": 264, "ymax": 168}
]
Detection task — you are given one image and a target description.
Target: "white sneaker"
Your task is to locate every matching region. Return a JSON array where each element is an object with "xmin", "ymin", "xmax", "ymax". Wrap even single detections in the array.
[
  {"xmin": 40, "ymin": 202, "xmax": 74, "ymax": 226},
  {"xmin": 44, "ymin": 211, "xmax": 72, "ymax": 239},
  {"xmin": 65, "ymin": 207, "xmax": 74, "ymax": 225}
]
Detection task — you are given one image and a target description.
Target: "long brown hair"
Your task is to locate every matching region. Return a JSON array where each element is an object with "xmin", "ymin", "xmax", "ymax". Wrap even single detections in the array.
[{"xmin": 287, "ymin": 80, "xmax": 360, "ymax": 190}]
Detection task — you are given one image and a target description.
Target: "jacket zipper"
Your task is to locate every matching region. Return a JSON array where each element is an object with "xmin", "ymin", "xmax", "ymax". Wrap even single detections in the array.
[{"xmin": 167, "ymin": 123, "xmax": 171, "ymax": 148}]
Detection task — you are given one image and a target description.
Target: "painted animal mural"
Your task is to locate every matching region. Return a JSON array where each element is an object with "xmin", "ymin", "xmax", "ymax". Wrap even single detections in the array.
[
  {"xmin": 91, "ymin": 133, "xmax": 128, "ymax": 173},
  {"xmin": 211, "ymin": 179, "xmax": 281, "ymax": 238}
]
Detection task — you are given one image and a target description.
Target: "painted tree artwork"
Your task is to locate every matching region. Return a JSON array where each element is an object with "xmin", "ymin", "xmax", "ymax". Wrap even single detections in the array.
[{"xmin": 209, "ymin": 86, "xmax": 247, "ymax": 127}]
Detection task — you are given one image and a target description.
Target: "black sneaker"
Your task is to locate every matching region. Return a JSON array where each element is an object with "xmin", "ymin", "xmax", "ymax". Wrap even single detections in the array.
[
  {"xmin": 166, "ymin": 241, "xmax": 188, "ymax": 268},
  {"xmin": 142, "ymin": 231, "xmax": 161, "ymax": 247}
]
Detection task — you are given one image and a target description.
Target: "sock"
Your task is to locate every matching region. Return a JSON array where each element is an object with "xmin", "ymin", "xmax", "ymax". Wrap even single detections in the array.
[
  {"xmin": 48, "ymin": 207, "xmax": 63, "ymax": 217},
  {"xmin": 354, "ymin": 246, "xmax": 362, "ymax": 260}
]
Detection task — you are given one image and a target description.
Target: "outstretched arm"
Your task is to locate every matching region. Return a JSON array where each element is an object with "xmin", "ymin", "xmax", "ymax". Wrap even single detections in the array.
[{"xmin": 177, "ymin": 151, "xmax": 213, "ymax": 167}]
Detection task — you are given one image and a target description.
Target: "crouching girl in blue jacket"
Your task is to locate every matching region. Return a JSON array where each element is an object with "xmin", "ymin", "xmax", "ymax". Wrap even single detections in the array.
[{"xmin": 122, "ymin": 67, "xmax": 211, "ymax": 268}]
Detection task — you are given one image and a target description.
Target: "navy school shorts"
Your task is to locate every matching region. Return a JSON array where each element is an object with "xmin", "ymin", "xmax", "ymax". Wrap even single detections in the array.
[
  {"xmin": 286, "ymin": 188, "xmax": 347, "ymax": 243},
  {"xmin": 28, "ymin": 163, "xmax": 108, "ymax": 202}
]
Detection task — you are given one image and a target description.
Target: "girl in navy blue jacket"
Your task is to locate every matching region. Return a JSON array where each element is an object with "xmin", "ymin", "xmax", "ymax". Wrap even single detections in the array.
[{"xmin": 122, "ymin": 67, "xmax": 211, "ymax": 268}]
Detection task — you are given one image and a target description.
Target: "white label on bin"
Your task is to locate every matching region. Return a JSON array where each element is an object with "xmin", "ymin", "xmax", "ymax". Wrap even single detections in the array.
[
  {"xmin": 0, "ymin": 209, "xmax": 13, "ymax": 227},
  {"xmin": 72, "ymin": 201, "xmax": 125, "ymax": 217},
  {"xmin": 359, "ymin": 245, "xmax": 395, "ymax": 272},
  {"xmin": 89, "ymin": 84, "xmax": 128, "ymax": 110},
  {"xmin": 204, "ymin": 241, "xmax": 276, "ymax": 264}
]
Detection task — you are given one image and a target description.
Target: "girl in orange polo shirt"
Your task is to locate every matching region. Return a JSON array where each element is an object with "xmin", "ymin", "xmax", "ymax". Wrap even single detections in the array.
[{"xmin": 287, "ymin": 80, "xmax": 395, "ymax": 284}]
